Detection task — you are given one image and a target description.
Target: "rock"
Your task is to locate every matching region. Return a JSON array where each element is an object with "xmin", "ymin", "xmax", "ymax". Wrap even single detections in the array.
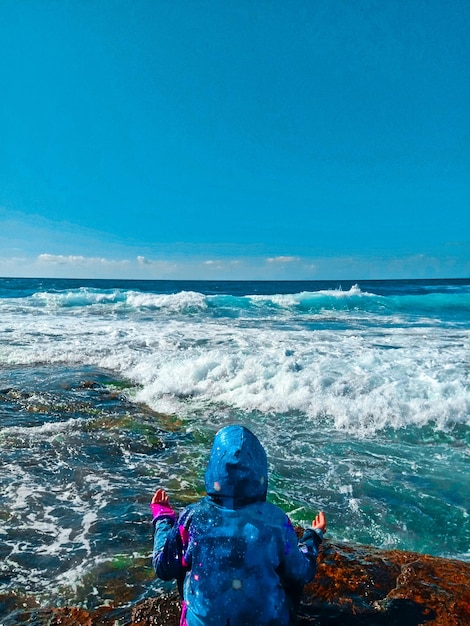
[
  {"xmin": 5, "ymin": 541, "xmax": 470, "ymax": 625},
  {"xmin": 130, "ymin": 594, "xmax": 181, "ymax": 625},
  {"xmin": 298, "ymin": 540, "xmax": 470, "ymax": 625}
]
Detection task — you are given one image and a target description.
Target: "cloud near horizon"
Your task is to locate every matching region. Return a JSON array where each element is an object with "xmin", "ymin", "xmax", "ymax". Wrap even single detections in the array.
[
  {"xmin": 38, "ymin": 254, "xmax": 120, "ymax": 266},
  {"xmin": 0, "ymin": 247, "xmax": 468, "ymax": 281},
  {"xmin": 266, "ymin": 256, "xmax": 301, "ymax": 264},
  {"xmin": 28, "ymin": 253, "xmax": 310, "ymax": 279}
]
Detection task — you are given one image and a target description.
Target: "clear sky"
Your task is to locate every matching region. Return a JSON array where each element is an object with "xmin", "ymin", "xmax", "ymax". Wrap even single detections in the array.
[{"xmin": 1, "ymin": 0, "xmax": 469, "ymax": 280}]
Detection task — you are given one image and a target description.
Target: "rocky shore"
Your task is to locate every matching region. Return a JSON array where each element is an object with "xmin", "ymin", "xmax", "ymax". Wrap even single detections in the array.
[{"xmin": 4, "ymin": 538, "xmax": 469, "ymax": 625}]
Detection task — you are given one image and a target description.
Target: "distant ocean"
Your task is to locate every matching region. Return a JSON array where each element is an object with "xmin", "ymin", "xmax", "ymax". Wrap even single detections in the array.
[{"xmin": 1, "ymin": 277, "xmax": 469, "ymax": 618}]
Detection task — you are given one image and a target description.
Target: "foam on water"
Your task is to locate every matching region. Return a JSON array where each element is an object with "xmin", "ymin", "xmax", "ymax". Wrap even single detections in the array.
[
  {"xmin": 126, "ymin": 290, "xmax": 208, "ymax": 312},
  {"xmin": 1, "ymin": 283, "xmax": 469, "ymax": 435}
]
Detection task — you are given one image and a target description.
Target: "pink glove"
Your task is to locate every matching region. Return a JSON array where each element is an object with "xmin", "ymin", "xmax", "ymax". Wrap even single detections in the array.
[{"xmin": 150, "ymin": 501, "xmax": 176, "ymax": 520}]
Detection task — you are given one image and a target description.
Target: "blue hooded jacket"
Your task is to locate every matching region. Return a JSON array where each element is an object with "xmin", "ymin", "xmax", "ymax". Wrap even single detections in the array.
[{"xmin": 152, "ymin": 426, "xmax": 322, "ymax": 626}]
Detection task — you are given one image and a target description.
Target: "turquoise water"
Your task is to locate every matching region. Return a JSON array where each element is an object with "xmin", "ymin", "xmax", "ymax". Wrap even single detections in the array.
[{"xmin": 0, "ymin": 278, "xmax": 469, "ymax": 617}]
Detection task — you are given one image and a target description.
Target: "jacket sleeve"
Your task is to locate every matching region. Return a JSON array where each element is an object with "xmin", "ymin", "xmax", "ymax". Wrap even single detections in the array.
[
  {"xmin": 152, "ymin": 506, "xmax": 190, "ymax": 582},
  {"xmin": 277, "ymin": 517, "xmax": 323, "ymax": 586}
]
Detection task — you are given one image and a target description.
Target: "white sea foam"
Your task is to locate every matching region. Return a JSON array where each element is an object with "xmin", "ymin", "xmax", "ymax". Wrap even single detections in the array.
[
  {"xmin": 126, "ymin": 290, "xmax": 208, "ymax": 311},
  {"xmin": 32, "ymin": 288, "xmax": 126, "ymax": 308},
  {"xmin": 122, "ymin": 323, "xmax": 470, "ymax": 435},
  {"xmin": 1, "ymin": 293, "xmax": 469, "ymax": 435},
  {"xmin": 1, "ymin": 416, "xmax": 79, "ymax": 437},
  {"xmin": 250, "ymin": 284, "xmax": 372, "ymax": 306}
]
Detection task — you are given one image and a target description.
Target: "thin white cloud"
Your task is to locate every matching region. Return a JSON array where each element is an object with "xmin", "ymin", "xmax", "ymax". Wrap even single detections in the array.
[
  {"xmin": 266, "ymin": 256, "xmax": 301, "ymax": 264},
  {"xmin": 204, "ymin": 259, "xmax": 242, "ymax": 268},
  {"xmin": 38, "ymin": 254, "xmax": 127, "ymax": 267}
]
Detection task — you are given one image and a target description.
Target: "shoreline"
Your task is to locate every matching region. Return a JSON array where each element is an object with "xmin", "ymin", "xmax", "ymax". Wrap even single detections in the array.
[{"xmin": 3, "ymin": 538, "xmax": 470, "ymax": 625}]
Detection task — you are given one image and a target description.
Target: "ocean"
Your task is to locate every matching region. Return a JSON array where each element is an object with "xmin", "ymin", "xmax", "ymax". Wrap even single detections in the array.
[{"xmin": 0, "ymin": 277, "xmax": 469, "ymax": 618}]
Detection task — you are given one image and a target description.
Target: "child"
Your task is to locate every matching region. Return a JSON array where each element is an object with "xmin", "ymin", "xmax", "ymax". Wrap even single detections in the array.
[{"xmin": 151, "ymin": 425, "xmax": 327, "ymax": 626}]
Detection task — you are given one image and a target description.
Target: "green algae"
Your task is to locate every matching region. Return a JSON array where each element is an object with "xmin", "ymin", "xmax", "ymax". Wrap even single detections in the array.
[
  {"xmin": 84, "ymin": 414, "xmax": 165, "ymax": 449},
  {"xmin": 102, "ymin": 380, "xmax": 138, "ymax": 391}
]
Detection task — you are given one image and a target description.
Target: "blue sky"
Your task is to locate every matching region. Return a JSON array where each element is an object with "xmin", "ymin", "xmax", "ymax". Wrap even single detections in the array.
[{"xmin": 1, "ymin": 0, "xmax": 469, "ymax": 280}]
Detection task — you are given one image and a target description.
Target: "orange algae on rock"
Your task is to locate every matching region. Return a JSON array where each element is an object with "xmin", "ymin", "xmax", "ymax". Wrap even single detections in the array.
[
  {"xmin": 6, "ymin": 540, "xmax": 470, "ymax": 625},
  {"xmin": 300, "ymin": 540, "xmax": 470, "ymax": 625}
]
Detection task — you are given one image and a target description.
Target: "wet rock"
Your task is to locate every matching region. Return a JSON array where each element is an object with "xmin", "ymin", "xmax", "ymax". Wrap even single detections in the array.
[
  {"xmin": 78, "ymin": 380, "xmax": 107, "ymax": 390},
  {"xmin": 130, "ymin": 594, "xmax": 181, "ymax": 625},
  {"xmin": 0, "ymin": 593, "xmax": 41, "ymax": 622},
  {"xmin": 47, "ymin": 606, "xmax": 115, "ymax": 625},
  {"xmin": 4, "ymin": 541, "xmax": 469, "ymax": 625},
  {"xmin": 299, "ymin": 540, "xmax": 470, "ymax": 625}
]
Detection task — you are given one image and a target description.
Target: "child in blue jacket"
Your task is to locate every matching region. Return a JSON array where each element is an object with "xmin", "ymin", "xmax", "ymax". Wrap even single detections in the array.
[{"xmin": 151, "ymin": 425, "xmax": 327, "ymax": 626}]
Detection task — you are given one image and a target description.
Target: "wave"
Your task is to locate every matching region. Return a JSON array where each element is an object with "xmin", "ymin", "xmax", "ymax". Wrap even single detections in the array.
[
  {"xmin": 1, "ymin": 280, "xmax": 469, "ymax": 437},
  {"xmin": 3, "ymin": 308, "xmax": 469, "ymax": 436},
  {"xmin": 2, "ymin": 284, "xmax": 470, "ymax": 319},
  {"xmin": 126, "ymin": 328, "xmax": 470, "ymax": 436},
  {"xmin": 246, "ymin": 286, "xmax": 470, "ymax": 317},
  {"xmin": 125, "ymin": 290, "xmax": 208, "ymax": 312}
]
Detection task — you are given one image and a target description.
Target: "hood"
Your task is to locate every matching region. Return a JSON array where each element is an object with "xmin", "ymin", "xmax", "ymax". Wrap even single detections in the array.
[{"xmin": 205, "ymin": 425, "xmax": 268, "ymax": 508}]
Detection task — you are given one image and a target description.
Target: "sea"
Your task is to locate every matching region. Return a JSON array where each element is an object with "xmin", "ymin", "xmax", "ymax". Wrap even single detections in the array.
[{"xmin": 0, "ymin": 277, "xmax": 469, "ymax": 620}]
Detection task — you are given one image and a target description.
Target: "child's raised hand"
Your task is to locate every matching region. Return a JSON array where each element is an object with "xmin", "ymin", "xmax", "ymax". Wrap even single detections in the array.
[
  {"xmin": 150, "ymin": 488, "xmax": 175, "ymax": 521},
  {"xmin": 152, "ymin": 488, "xmax": 170, "ymax": 506},
  {"xmin": 312, "ymin": 511, "xmax": 327, "ymax": 534}
]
